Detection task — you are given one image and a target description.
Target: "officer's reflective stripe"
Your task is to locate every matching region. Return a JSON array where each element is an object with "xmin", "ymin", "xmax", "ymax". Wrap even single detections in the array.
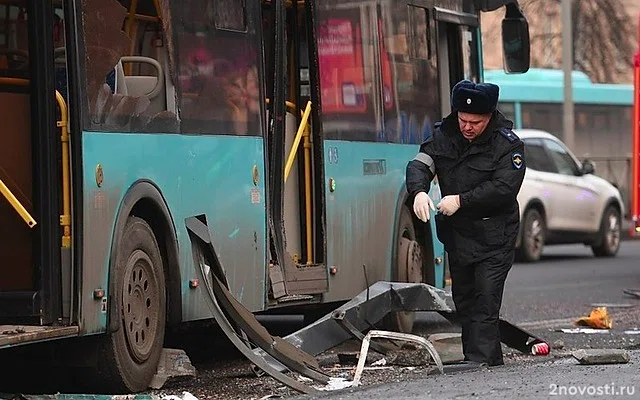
[{"xmin": 413, "ymin": 153, "xmax": 435, "ymax": 175}]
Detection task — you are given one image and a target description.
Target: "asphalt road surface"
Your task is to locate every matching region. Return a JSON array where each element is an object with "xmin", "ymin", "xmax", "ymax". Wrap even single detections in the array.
[
  {"xmin": 6, "ymin": 242, "xmax": 637, "ymax": 398},
  {"xmin": 306, "ymin": 241, "xmax": 640, "ymax": 400},
  {"xmin": 146, "ymin": 241, "xmax": 640, "ymax": 400}
]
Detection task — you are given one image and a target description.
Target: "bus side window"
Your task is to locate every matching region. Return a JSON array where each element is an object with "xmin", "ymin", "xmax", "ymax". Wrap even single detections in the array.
[
  {"xmin": 176, "ymin": 0, "xmax": 261, "ymax": 136},
  {"xmin": 81, "ymin": 0, "xmax": 178, "ymax": 133}
]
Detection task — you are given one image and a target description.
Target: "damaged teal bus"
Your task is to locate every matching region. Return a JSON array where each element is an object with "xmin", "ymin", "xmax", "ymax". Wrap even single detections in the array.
[{"xmin": 0, "ymin": 0, "xmax": 529, "ymax": 393}]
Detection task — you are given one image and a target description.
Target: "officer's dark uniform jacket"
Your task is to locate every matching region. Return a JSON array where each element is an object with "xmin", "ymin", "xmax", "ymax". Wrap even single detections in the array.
[{"xmin": 406, "ymin": 110, "xmax": 526, "ymax": 266}]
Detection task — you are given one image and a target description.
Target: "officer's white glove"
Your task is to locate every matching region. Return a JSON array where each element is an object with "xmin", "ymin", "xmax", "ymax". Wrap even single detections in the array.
[
  {"xmin": 437, "ymin": 195, "xmax": 461, "ymax": 216},
  {"xmin": 413, "ymin": 192, "xmax": 436, "ymax": 222}
]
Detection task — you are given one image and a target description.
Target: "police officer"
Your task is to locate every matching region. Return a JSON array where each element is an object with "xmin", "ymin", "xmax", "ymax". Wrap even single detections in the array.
[{"xmin": 406, "ymin": 79, "xmax": 525, "ymax": 366}]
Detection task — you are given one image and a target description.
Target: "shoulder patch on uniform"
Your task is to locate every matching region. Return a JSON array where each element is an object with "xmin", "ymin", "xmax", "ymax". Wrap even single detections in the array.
[
  {"xmin": 512, "ymin": 152, "xmax": 524, "ymax": 169},
  {"xmin": 498, "ymin": 128, "xmax": 518, "ymax": 143}
]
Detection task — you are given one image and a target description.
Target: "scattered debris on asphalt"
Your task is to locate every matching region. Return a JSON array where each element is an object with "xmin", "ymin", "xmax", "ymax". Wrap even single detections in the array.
[
  {"xmin": 589, "ymin": 303, "xmax": 634, "ymax": 308},
  {"xmin": 623, "ymin": 288, "xmax": 640, "ymax": 299},
  {"xmin": 161, "ymin": 391, "xmax": 199, "ymax": 400},
  {"xmin": 351, "ymin": 330, "xmax": 443, "ymax": 387},
  {"xmin": 557, "ymin": 328, "xmax": 610, "ymax": 334},
  {"xmin": 575, "ymin": 307, "xmax": 612, "ymax": 329},
  {"xmin": 150, "ymin": 348, "xmax": 198, "ymax": 389},
  {"xmin": 572, "ymin": 349, "xmax": 631, "ymax": 365}
]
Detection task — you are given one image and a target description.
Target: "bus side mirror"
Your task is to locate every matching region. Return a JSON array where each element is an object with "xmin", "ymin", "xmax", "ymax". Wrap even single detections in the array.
[{"xmin": 501, "ymin": 3, "xmax": 530, "ymax": 73}]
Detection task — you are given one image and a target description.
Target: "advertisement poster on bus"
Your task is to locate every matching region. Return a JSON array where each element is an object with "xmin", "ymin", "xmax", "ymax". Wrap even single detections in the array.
[{"xmin": 317, "ymin": 17, "xmax": 366, "ymax": 114}]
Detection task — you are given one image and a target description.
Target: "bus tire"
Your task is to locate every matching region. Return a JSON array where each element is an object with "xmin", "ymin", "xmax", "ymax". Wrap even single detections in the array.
[
  {"xmin": 101, "ymin": 216, "xmax": 166, "ymax": 393},
  {"xmin": 382, "ymin": 206, "xmax": 428, "ymax": 333}
]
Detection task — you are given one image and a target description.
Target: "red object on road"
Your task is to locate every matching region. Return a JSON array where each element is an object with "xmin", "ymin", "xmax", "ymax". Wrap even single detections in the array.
[{"xmin": 531, "ymin": 342, "xmax": 550, "ymax": 356}]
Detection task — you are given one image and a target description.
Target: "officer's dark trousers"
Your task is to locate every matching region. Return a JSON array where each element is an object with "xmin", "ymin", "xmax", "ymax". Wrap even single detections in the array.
[{"xmin": 449, "ymin": 251, "xmax": 514, "ymax": 366}]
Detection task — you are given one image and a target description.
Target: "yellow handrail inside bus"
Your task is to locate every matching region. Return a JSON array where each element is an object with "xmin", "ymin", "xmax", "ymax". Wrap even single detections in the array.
[
  {"xmin": 124, "ymin": 0, "xmax": 139, "ymax": 76},
  {"xmin": 265, "ymin": 98, "xmax": 304, "ymax": 118},
  {"xmin": 123, "ymin": 0, "xmax": 163, "ymax": 76},
  {"xmin": 266, "ymin": 98, "xmax": 315, "ymax": 264},
  {"xmin": 0, "ymin": 78, "xmax": 71, "ymax": 242},
  {"xmin": 0, "ymin": 179, "xmax": 36, "ymax": 228},
  {"xmin": 284, "ymin": 100, "xmax": 311, "ymax": 182},
  {"xmin": 282, "ymin": 101, "xmax": 313, "ymax": 264},
  {"xmin": 301, "ymin": 104, "xmax": 313, "ymax": 265},
  {"xmin": 56, "ymin": 90, "xmax": 71, "ymax": 249}
]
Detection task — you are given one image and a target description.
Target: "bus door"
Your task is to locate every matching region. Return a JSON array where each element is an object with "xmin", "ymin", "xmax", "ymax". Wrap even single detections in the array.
[
  {"xmin": 261, "ymin": 0, "xmax": 330, "ymax": 305},
  {"xmin": 0, "ymin": 0, "xmax": 68, "ymax": 328},
  {"xmin": 434, "ymin": 8, "xmax": 480, "ymax": 115}
]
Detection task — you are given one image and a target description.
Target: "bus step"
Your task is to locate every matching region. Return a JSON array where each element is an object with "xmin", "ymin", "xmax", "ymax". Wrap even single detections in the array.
[
  {"xmin": 283, "ymin": 262, "xmax": 328, "ymax": 295},
  {"xmin": 0, "ymin": 325, "xmax": 79, "ymax": 348}
]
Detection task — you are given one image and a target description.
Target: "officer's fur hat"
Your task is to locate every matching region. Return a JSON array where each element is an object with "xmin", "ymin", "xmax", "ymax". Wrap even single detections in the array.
[{"xmin": 451, "ymin": 80, "xmax": 499, "ymax": 115}]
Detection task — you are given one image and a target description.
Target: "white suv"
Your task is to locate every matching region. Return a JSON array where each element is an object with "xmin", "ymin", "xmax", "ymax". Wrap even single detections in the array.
[{"xmin": 514, "ymin": 129, "xmax": 624, "ymax": 262}]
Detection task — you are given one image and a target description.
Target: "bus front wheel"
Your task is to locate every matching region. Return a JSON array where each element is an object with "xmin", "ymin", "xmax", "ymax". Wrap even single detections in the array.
[{"xmin": 101, "ymin": 216, "xmax": 167, "ymax": 393}]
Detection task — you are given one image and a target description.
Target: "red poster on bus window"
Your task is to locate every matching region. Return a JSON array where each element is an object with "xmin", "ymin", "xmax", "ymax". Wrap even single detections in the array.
[{"xmin": 317, "ymin": 18, "xmax": 366, "ymax": 114}]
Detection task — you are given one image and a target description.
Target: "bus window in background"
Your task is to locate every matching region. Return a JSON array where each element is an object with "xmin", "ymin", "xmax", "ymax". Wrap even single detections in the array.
[
  {"xmin": 521, "ymin": 103, "xmax": 563, "ymax": 138},
  {"xmin": 317, "ymin": 9, "xmax": 381, "ymax": 141},
  {"xmin": 82, "ymin": 0, "xmax": 178, "ymax": 133},
  {"xmin": 460, "ymin": 25, "xmax": 475, "ymax": 81},
  {"xmin": 177, "ymin": 0, "xmax": 261, "ymax": 136},
  {"xmin": 497, "ymin": 101, "xmax": 516, "ymax": 123},
  {"xmin": 0, "ymin": 4, "xmax": 29, "ymax": 75},
  {"xmin": 380, "ymin": 3, "xmax": 439, "ymax": 144}
]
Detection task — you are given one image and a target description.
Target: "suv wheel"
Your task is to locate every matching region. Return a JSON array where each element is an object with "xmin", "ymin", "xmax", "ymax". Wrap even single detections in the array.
[
  {"xmin": 517, "ymin": 208, "xmax": 545, "ymax": 262},
  {"xmin": 591, "ymin": 205, "xmax": 621, "ymax": 257}
]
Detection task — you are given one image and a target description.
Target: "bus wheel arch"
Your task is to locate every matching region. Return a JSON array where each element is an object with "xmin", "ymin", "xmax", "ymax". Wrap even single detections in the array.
[
  {"xmin": 108, "ymin": 181, "xmax": 181, "ymax": 331},
  {"xmin": 103, "ymin": 181, "xmax": 180, "ymax": 392}
]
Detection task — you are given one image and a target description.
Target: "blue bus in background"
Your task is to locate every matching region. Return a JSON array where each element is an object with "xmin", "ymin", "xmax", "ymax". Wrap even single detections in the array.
[
  {"xmin": 485, "ymin": 68, "xmax": 634, "ymax": 211},
  {"xmin": 0, "ymin": 0, "xmax": 529, "ymax": 393}
]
